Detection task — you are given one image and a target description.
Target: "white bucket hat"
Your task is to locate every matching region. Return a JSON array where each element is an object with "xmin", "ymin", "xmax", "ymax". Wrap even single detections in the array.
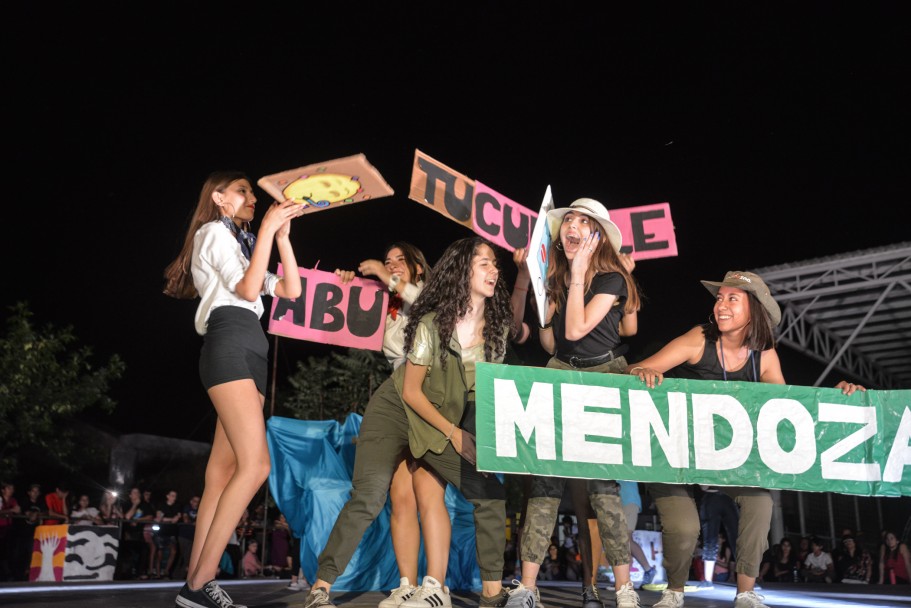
[{"xmin": 546, "ymin": 198, "xmax": 623, "ymax": 253}]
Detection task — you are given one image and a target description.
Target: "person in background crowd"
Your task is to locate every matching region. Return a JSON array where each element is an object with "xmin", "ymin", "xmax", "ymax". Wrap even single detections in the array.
[
  {"xmin": 176, "ymin": 495, "xmax": 201, "ymax": 580},
  {"xmin": 99, "ymin": 490, "xmax": 124, "ymax": 524},
  {"xmin": 711, "ymin": 532, "xmax": 733, "ymax": 583},
  {"xmin": 879, "ymin": 530, "xmax": 910, "ymax": 585},
  {"xmin": 836, "ymin": 534, "xmax": 871, "ymax": 584},
  {"xmin": 697, "ymin": 486, "xmax": 739, "ymax": 590},
  {"xmin": 155, "ymin": 490, "xmax": 182, "ymax": 579},
  {"xmin": 70, "ymin": 493, "xmax": 102, "ymax": 525},
  {"xmin": 11, "ymin": 484, "xmax": 42, "ymax": 581},
  {"xmin": 44, "ymin": 483, "xmax": 69, "ymax": 525},
  {"xmin": 759, "ymin": 538, "xmax": 798, "ymax": 583},
  {"xmin": 0, "ymin": 482, "xmax": 20, "ymax": 581},
  {"xmin": 540, "ymin": 543, "xmax": 565, "ymax": 581},
  {"xmin": 804, "ymin": 538, "xmax": 834, "ymax": 583}
]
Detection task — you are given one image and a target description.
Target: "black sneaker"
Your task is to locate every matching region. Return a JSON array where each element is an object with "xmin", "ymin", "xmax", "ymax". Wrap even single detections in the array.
[
  {"xmin": 175, "ymin": 580, "xmax": 247, "ymax": 608},
  {"xmin": 581, "ymin": 585, "xmax": 603, "ymax": 608}
]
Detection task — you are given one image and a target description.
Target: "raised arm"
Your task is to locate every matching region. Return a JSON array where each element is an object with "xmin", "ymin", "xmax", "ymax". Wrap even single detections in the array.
[
  {"xmin": 510, "ymin": 247, "xmax": 532, "ymax": 344},
  {"xmin": 235, "ymin": 199, "xmax": 303, "ymax": 301}
]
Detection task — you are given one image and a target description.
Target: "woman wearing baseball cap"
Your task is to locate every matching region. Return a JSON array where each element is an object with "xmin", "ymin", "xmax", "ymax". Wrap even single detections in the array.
[
  {"xmin": 624, "ymin": 271, "xmax": 864, "ymax": 608},
  {"xmin": 512, "ymin": 197, "xmax": 642, "ymax": 608}
]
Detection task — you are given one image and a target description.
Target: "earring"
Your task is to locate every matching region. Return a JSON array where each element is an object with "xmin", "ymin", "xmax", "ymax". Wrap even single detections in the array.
[
  {"xmin": 555, "ymin": 241, "xmax": 564, "ymax": 251},
  {"xmin": 708, "ymin": 312, "xmax": 716, "ymax": 325}
]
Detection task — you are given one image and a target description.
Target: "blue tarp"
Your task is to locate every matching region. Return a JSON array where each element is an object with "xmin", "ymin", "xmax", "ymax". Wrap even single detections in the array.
[{"xmin": 266, "ymin": 415, "xmax": 484, "ymax": 591}]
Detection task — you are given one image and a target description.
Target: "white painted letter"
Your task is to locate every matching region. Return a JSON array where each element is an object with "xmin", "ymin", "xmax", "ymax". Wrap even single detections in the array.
[
  {"xmin": 818, "ymin": 403, "xmax": 880, "ymax": 482},
  {"xmin": 883, "ymin": 407, "xmax": 911, "ymax": 483},
  {"xmin": 629, "ymin": 390, "xmax": 689, "ymax": 468},
  {"xmin": 756, "ymin": 398, "xmax": 816, "ymax": 474},
  {"xmin": 561, "ymin": 384, "xmax": 623, "ymax": 464},
  {"xmin": 693, "ymin": 394, "xmax": 753, "ymax": 470},
  {"xmin": 494, "ymin": 379, "xmax": 556, "ymax": 460}
]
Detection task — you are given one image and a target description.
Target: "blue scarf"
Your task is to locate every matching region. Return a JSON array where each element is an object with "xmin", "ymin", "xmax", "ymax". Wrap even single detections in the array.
[{"xmin": 219, "ymin": 216, "xmax": 256, "ymax": 261}]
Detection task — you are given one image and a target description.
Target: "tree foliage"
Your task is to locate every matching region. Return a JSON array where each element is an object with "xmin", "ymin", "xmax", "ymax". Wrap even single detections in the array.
[
  {"xmin": 281, "ymin": 348, "xmax": 390, "ymax": 421},
  {"xmin": 0, "ymin": 302, "xmax": 125, "ymax": 475}
]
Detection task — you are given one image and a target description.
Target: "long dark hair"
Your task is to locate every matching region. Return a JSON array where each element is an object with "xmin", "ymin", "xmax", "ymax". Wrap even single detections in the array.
[
  {"xmin": 163, "ymin": 170, "xmax": 248, "ymax": 299},
  {"xmin": 403, "ymin": 237, "xmax": 513, "ymax": 369},
  {"xmin": 546, "ymin": 216, "xmax": 641, "ymax": 315},
  {"xmin": 385, "ymin": 241, "xmax": 431, "ymax": 285},
  {"xmin": 704, "ymin": 291, "xmax": 776, "ymax": 351}
]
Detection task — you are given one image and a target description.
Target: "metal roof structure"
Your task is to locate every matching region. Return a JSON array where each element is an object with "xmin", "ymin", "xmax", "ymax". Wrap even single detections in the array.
[{"xmin": 752, "ymin": 242, "xmax": 911, "ymax": 390}]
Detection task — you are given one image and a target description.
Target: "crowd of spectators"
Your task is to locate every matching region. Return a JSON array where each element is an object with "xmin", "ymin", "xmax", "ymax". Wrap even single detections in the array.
[
  {"xmin": 750, "ymin": 528, "xmax": 910, "ymax": 586},
  {"xmin": 0, "ymin": 480, "xmax": 299, "ymax": 582}
]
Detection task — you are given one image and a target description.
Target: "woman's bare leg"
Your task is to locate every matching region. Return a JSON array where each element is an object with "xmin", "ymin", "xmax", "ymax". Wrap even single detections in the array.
[
  {"xmin": 186, "ymin": 380, "xmax": 270, "ymax": 589},
  {"xmin": 389, "ymin": 456, "xmax": 420, "ymax": 584},
  {"xmin": 413, "ymin": 464, "xmax": 449, "ymax": 583}
]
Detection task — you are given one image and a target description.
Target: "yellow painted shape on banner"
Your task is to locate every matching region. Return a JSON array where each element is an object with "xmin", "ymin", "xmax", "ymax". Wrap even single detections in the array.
[{"xmin": 257, "ymin": 153, "xmax": 394, "ymax": 215}]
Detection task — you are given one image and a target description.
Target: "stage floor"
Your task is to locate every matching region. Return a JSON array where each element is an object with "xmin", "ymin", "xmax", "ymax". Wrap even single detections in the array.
[{"xmin": 1, "ymin": 578, "xmax": 909, "ymax": 608}]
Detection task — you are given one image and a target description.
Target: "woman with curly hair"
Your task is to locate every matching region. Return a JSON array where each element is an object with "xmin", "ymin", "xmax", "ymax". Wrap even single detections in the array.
[
  {"xmin": 304, "ymin": 237, "xmax": 532, "ymax": 608},
  {"xmin": 512, "ymin": 198, "xmax": 642, "ymax": 608}
]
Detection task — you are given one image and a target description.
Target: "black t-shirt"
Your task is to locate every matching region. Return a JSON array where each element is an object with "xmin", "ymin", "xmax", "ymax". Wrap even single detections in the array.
[
  {"xmin": 158, "ymin": 502, "xmax": 181, "ymax": 536},
  {"xmin": 178, "ymin": 504, "xmax": 198, "ymax": 540},
  {"xmin": 552, "ymin": 272, "xmax": 626, "ymax": 359}
]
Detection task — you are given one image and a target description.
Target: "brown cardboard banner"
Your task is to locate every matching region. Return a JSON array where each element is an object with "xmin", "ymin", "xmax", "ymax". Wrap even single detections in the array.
[{"xmin": 258, "ymin": 153, "xmax": 394, "ymax": 215}]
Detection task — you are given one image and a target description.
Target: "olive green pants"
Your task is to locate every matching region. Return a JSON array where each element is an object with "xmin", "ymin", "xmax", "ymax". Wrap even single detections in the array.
[
  {"xmin": 649, "ymin": 483, "xmax": 773, "ymax": 588},
  {"xmin": 316, "ymin": 377, "xmax": 506, "ymax": 583}
]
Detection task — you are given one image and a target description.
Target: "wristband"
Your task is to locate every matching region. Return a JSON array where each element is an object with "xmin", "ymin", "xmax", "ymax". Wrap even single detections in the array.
[
  {"xmin": 388, "ymin": 274, "xmax": 401, "ymax": 293},
  {"xmin": 445, "ymin": 423, "xmax": 456, "ymax": 442},
  {"xmin": 629, "ymin": 366, "xmax": 645, "ymax": 375}
]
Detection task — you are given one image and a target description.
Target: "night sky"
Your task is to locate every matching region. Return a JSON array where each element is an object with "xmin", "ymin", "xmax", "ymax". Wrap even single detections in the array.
[{"xmin": 5, "ymin": 5, "xmax": 908, "ymax": 444}]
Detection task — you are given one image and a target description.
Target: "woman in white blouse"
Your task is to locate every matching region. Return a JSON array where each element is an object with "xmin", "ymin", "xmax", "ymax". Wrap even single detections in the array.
[{"xmin": 164, "ymin": 171, "xmax": 303, "ymax": 608}]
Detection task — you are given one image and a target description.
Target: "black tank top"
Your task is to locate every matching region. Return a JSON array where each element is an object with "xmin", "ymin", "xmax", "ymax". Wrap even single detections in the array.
[{"xmin": 671, "ymin": 324, "xmax": 762, "ymax": 382}]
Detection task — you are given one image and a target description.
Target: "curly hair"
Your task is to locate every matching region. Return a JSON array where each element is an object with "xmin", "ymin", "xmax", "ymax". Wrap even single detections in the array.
[
  {"xmin": 546, "ymin": 215, "xmax": 641, "ymax": 315},
  {"xmin": 403, "ymin": 236, "xmax": 514, "ymax": 369}
]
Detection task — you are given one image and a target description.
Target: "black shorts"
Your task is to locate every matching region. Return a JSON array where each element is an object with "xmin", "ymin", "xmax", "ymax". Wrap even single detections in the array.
[{"xmin": 199, "ymin": 306, "xmax": 269, "ymax": 395}]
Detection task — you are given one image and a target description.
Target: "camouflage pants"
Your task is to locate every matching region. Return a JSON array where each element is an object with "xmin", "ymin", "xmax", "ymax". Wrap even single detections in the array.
[{"xmin": 520, "ymin": 476, "xmax": 630, "ymax": 566}]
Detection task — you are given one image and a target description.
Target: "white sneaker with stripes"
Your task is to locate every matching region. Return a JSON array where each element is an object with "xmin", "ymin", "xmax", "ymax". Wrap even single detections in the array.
[{"xmin": 400, "ymin": 576, "xmax": 452, "ymax": 608}]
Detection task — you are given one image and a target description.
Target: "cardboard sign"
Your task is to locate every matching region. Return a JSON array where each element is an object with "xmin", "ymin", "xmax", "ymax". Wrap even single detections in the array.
[
  {"xmin": 525, "ymin": 186, "xmax": 554, "ymax": 327},
  {"xmin": 408, "ymin": 149, "xmax": 534, "ymax": 251},
  {"xmin": 409, "ymin": 149, "xmax": 678, "ymax": 259},
  {"xmin": 257, "ymin": 154, "xmax": 394, "ymax": 214},
  {"xmin": 611, "ymin": 203, "xmax": 677, "ymax": 260},
  {"xmin": 268, "ymin": 266, "xmax": 388, "ymax": 350}
]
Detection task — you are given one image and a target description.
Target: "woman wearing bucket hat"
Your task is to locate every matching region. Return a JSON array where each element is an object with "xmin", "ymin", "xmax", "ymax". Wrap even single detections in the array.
[
  {"xmin": 512, "ymin": 197, "xmax": 642, "ymax": 608},
  {"xmin": 624, "ymin": 270, "xmax": 864, "ymax": 608}
]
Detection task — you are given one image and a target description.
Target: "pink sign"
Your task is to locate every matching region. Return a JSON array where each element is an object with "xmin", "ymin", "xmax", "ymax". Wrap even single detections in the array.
[
  {"xmin": 608, "ymin": 202, "xmax": 677, "ymax": 260},
  {"xmin": 473, "ymin": 181, "xmax": 539, "ymax": 252},
  {"xmin": 268, "ymin": 266, "xmax": 388, "ymax": 351},
  {"xmin": 409, "ymin": 150, "xmax": 677, "ymax": 258}
]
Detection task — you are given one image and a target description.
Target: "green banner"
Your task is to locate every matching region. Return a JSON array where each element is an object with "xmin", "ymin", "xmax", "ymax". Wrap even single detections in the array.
[{"xmin": 475, "ymin": 363, "xmax": 911, "ymax": 497}]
